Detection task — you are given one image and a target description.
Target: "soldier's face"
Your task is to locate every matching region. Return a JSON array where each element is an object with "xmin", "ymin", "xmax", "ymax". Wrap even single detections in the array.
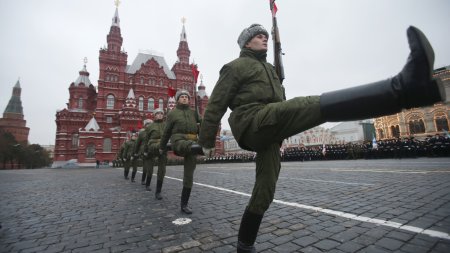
[
  {"xmin": 155, "ymin": 112, "xmax": 164, "ymax": 120},
  {"xmin": 246, "ymin": 34, "xmax": 268, "ymax": 52},
  {"xmin": 178, "ymin": 95, "xmax": 189, "ymax": 105}
]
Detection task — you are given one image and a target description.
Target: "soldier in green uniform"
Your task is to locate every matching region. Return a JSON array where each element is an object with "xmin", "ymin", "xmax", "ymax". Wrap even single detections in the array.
[
  {"xmin": 133, "ymin": 119, "xmax": 153, "ymax": 185},
  {"xmin": 160, "ymin": 90, "xmax": 201, "ymax": 214},
  {"xmin": 122, "ymin": 132, "xmax": 138, "ymax": 182},
  {"xmin": 198, "ymin": 24, "xmax": 445, "ymax": 252},
  {"xmin": 144, "ymin": 108, "xmax": 168, "ymax": 200}
]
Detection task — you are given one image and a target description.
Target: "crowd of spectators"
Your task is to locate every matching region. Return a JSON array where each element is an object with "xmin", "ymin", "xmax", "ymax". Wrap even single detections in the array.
[{"xmin": 205, "ymin": 134, "xmax": 450, "ymax": 163}]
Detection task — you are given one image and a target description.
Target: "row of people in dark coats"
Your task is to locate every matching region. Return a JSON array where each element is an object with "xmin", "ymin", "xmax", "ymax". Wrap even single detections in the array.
[{"xmin": 203, "ymin": 134, "xmax": 450, "ymax": 163}]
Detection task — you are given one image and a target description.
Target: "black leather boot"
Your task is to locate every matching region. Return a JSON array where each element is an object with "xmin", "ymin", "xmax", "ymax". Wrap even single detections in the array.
[
  {"xmin": 181, "ymin": 187, "xmax": 192, "ymax": 214},
  {"xmin": 155, "ymin": 180, "xmax": 163, "ymax": 200},
  {"xmin": 191, "ymin": 143, "xmax": 205, "ymax": 155},
  {"xmin": 124, "ymin": 168, "xmax": 129, "ymax": 180},
  {"xmin": 141, "ymin": 171, "xmax": 146, "ymax": 185},
  {"xmin": 320, "ymin": 26, "xmax": 445, "ymax": 122},
  {"xmin": 145, "ymin": 174, "xmax": 152, "ymax": 190},
  {"xmin": 131, "ymin": 170, "xmax": 137, "ymax": 182},
  {"xmin": 237, "ymin": 209, "xmax": 263, "ymax": 253}
]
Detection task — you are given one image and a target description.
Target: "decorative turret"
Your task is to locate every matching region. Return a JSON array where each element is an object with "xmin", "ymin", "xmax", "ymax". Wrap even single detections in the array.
[
  {"xmin": 176, "ymin": 17, "xmax": 191, "ymax": 64},
  {"xmin": 68, "ymin": 58, "xmax": 96, "ymax": 112},
  {"xmin": 0, "ymin": 79, "xmax": 29, "ymax": 143},
  {"xmin": 197, "ymin": 74, "xmax": 208, "ymax": 99},
  {"xmin": 107, "ymin": 0, "xmax": 123, "ymax": 53},
  {"xmin": 84, "ymin": 116, "xmax": 101, "ymax": 131}
]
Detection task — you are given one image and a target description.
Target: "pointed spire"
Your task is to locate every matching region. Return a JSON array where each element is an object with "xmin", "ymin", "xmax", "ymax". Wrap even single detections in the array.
[
  {"xmin": 3, "ymin": 79, "xmax": 24, "ymax": 115},
  {"xmin": 176, "ymin": 17, "xmax": 191, "ymax": 64},
  {"xmin": 14, "ymin": 78, "xmax": 21, "ymax": 88},
  {"xmin": 112, "ymin": 0, "xmax": 120, "ymax": 27},
  {"xmin": 180, "ymin": 17, "xmax": 187, "ymax": 42}
]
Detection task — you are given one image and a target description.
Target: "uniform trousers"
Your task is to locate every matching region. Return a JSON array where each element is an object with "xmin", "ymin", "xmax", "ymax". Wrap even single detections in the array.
[
  {"xmin": 240, "ymin": 96, "xmax": 323, "ymax": 214},
  {"xmin": 173, "ymin": 139, "xmax": 197, "ymax": 188}
]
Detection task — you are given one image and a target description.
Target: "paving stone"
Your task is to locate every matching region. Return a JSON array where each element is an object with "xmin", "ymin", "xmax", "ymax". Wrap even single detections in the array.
[{"xmin": 0, "ymin": 160, "xmax": 449, "ymax": 253}]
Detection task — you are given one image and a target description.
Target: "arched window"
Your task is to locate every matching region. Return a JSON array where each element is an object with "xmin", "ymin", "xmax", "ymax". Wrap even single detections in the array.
[
  {"xmin": 390, "ymin": 125, "xmax": 400, "ymax": 138},
  {"xmin": 103, "ymin": 138, "xmax": 112, "ymax": 152},
  {"xmin": 86, "ymin": 143, "xmax": 95, "ymax": 158},
  {"xmin": 78, "ymin": 97, "xmax": 83, "ymax": 109},
  {"xmin": 409, "ymin": 120, "xmax": 425, "ymax": 134},
  {"xmin": 106, "ymin": 94, "xmax": 115, "ymax": 109},
  {"xmin": 378, "ymin": 129, "xmax": 384, "ymax": 139},
  {"xmin": 435, "ymin": 116, "xmax": 449, "ymax": 131},
  {"xmin": 140, "ymin": 77, "xmax": 144, "ymax": 84},
  {"xmin": 138, "ymin": 97, "xmax": 144, "ymax": 111},
  {"xmin": 158, "ymin": 98, "xmax": 164, "ymax": 109},
  {"xmin": 148, "ymin": 98, "xmax": 155, "ymax": 111},
  {"xmin": 71, "ymin": 134, "xmax": 79, "ymax": 148}
]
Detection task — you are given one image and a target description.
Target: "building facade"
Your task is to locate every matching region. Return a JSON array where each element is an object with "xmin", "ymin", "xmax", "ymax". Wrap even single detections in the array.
[
  {"xmin": 0, "ymin": 80, "xmax": 29, "ymax": 144},
  {"xmin": 54, "ymin": 6, "xmax": 211, "ymax": 166},
  {"xmin": 374, "ymin": 66, "xmax": 450, "ymax": 140}
]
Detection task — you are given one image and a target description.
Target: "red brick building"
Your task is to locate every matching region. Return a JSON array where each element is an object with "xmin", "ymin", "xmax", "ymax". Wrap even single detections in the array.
[
  {"xmin": 53, "ymin": 6, "xmax": 221, "ymax": 166},
  {"xmin": 0, "ymin": 80, "xmax": 29, "ymax": 144}
]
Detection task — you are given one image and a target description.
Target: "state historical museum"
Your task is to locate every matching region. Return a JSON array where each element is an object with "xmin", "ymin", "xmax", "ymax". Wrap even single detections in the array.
[{"xmin": 53, "ymin": 6, "xmax": 213, "ymax": 166}]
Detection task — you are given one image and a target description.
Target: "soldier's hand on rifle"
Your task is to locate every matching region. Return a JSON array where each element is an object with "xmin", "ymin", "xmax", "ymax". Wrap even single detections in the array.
[
  {"xmin": 143, "ymin": 152, "xmax": 148, "ymax": 157},
  {"xmin": 123, "ymin": 158, "xmax": 127, "ymax": 162},
  {"xmin": 130, "ymin": 156, "xmax": 134, "ymax": 161},
  {"xmin": 202, "ymin": 147, "xmax": 215, "ymax": 158}
]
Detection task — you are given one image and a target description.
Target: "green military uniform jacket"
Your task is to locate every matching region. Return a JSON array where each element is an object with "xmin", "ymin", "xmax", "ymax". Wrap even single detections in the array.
[
  {"xmin": 121, "ymin": 139, "xmax": 136, "ymax": 160},
  {"xmin": 144, "ymin": 120, "xmax": 166, "ymax": 155},
  {"xmin": 198, "ymin": 48, "xmax": 285, "ymax": 151},
  {"xmin": 160, "ymin": 103, "xmax": 200, "ymax": 151},
  {"xmin": 133, "ymin": 128, "xmax": 148, "ymax": 156}
]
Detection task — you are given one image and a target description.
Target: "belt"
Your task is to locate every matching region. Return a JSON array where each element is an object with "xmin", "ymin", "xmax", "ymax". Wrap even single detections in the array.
[{"xmin": 185, "ymin": 134, "xmax": 198, "ymax": 141}]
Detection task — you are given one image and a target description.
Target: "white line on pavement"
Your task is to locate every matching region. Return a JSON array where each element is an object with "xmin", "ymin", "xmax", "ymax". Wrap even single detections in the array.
[
  {"xmin": 130, "ymin": 169, "xmax": 450, "ymax": 240},
  {"xmin": 278, "ymin": 176, "xmax": 375, "ymax": 186}
]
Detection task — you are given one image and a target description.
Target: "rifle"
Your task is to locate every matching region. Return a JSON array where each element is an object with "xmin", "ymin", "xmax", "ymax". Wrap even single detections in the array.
[{"xmin": 270, "ymin": 0, "xmax": 285, "ymax": 84}]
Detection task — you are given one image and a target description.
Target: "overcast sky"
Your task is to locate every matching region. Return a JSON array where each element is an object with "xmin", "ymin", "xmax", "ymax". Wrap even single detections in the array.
[{"xmin": 1, "ymin": 0, "xmax": 449, "ymax": 146}]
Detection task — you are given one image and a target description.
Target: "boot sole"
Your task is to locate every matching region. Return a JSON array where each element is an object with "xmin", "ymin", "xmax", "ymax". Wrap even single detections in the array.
[
  {"xmin": 408, "ymin": 26, "xmax": 446, "ymax": 103},
  {"xmin": 408, "ymin": 26, "xmax": 434, "ymax": 78}
]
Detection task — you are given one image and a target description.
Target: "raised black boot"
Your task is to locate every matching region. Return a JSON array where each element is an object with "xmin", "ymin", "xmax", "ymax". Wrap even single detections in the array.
[
  {"xmin": 145, "ymin": 174, "xmax": 152, "ymax": 191},
  {"xmin": 155, "ymin": 180, "xmax": 163, "ymax": 200},
  {"xmin": 181, "ymin": 187, "xmax": 192, "ymax": 214},
  {"xmin": 237, "ymin": 208, "xmax": 263, "ymax": 253},
  {"xmin": 320, "ymin": 26, "xmax": 445, "ymax": 122}
]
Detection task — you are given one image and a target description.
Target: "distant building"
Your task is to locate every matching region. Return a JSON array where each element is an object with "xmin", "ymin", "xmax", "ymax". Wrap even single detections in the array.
[
  {"xmin": 374, "ymin": 66, "xmax": 450, "ymax": 140},
  {"xmin": 284, "ymin": 126, "xmax": 337, "ymax": 147},
  {"xmin": 330, "ymin": 120, "xmax": 375, "ymax": 143},
  {"xmin": 53, "ymin": 5, "xmax": 213, "ymax": 166},
  {"xmin": 0, "ymin": 79, "xmax": 29, "ymax": 144}
]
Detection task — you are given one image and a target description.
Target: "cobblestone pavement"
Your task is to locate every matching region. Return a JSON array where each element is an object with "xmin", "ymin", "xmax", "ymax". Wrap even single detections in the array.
[{"xmin": 1, "ymin": 158, "xmax": 450, "ymax": 253}]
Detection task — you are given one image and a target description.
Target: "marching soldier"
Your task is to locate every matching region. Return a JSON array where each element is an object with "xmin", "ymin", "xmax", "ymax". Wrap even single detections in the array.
[
  {"xmin": 133, "ymin": 119, "xmax": 153, "ymax": 185},
  {"xmin": 160, "ymin": 90, "xmax": 201, "ymax": 214},
  {"xmin": 143, "ymin": 108, "xmax": 168, "ymax": 200},
  {"xmin": 122, "ymin": 132, "xmax": 138, "ymax": 182},
  {"xmin": 198, "ymin": 24, "xmax": 444, "ymax": 252}
]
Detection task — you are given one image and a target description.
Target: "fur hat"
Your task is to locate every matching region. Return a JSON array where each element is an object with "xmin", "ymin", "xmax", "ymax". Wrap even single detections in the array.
[
  {"xmin": 237, "ymin": 24, "xmax": 269, "ymax": 49},
  {"xmin": 175, "ymin": 89, "xmax": 191, "ymax": 101},
  {"xmin": 153, "ymin": 108, "xmax": 164, "ymax": 115}
]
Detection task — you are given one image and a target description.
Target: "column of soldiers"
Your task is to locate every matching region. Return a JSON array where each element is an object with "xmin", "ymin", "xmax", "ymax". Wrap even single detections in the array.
[{"xmin": 113, "ymin": 90, "xmax": 203, "ymax": 214}]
